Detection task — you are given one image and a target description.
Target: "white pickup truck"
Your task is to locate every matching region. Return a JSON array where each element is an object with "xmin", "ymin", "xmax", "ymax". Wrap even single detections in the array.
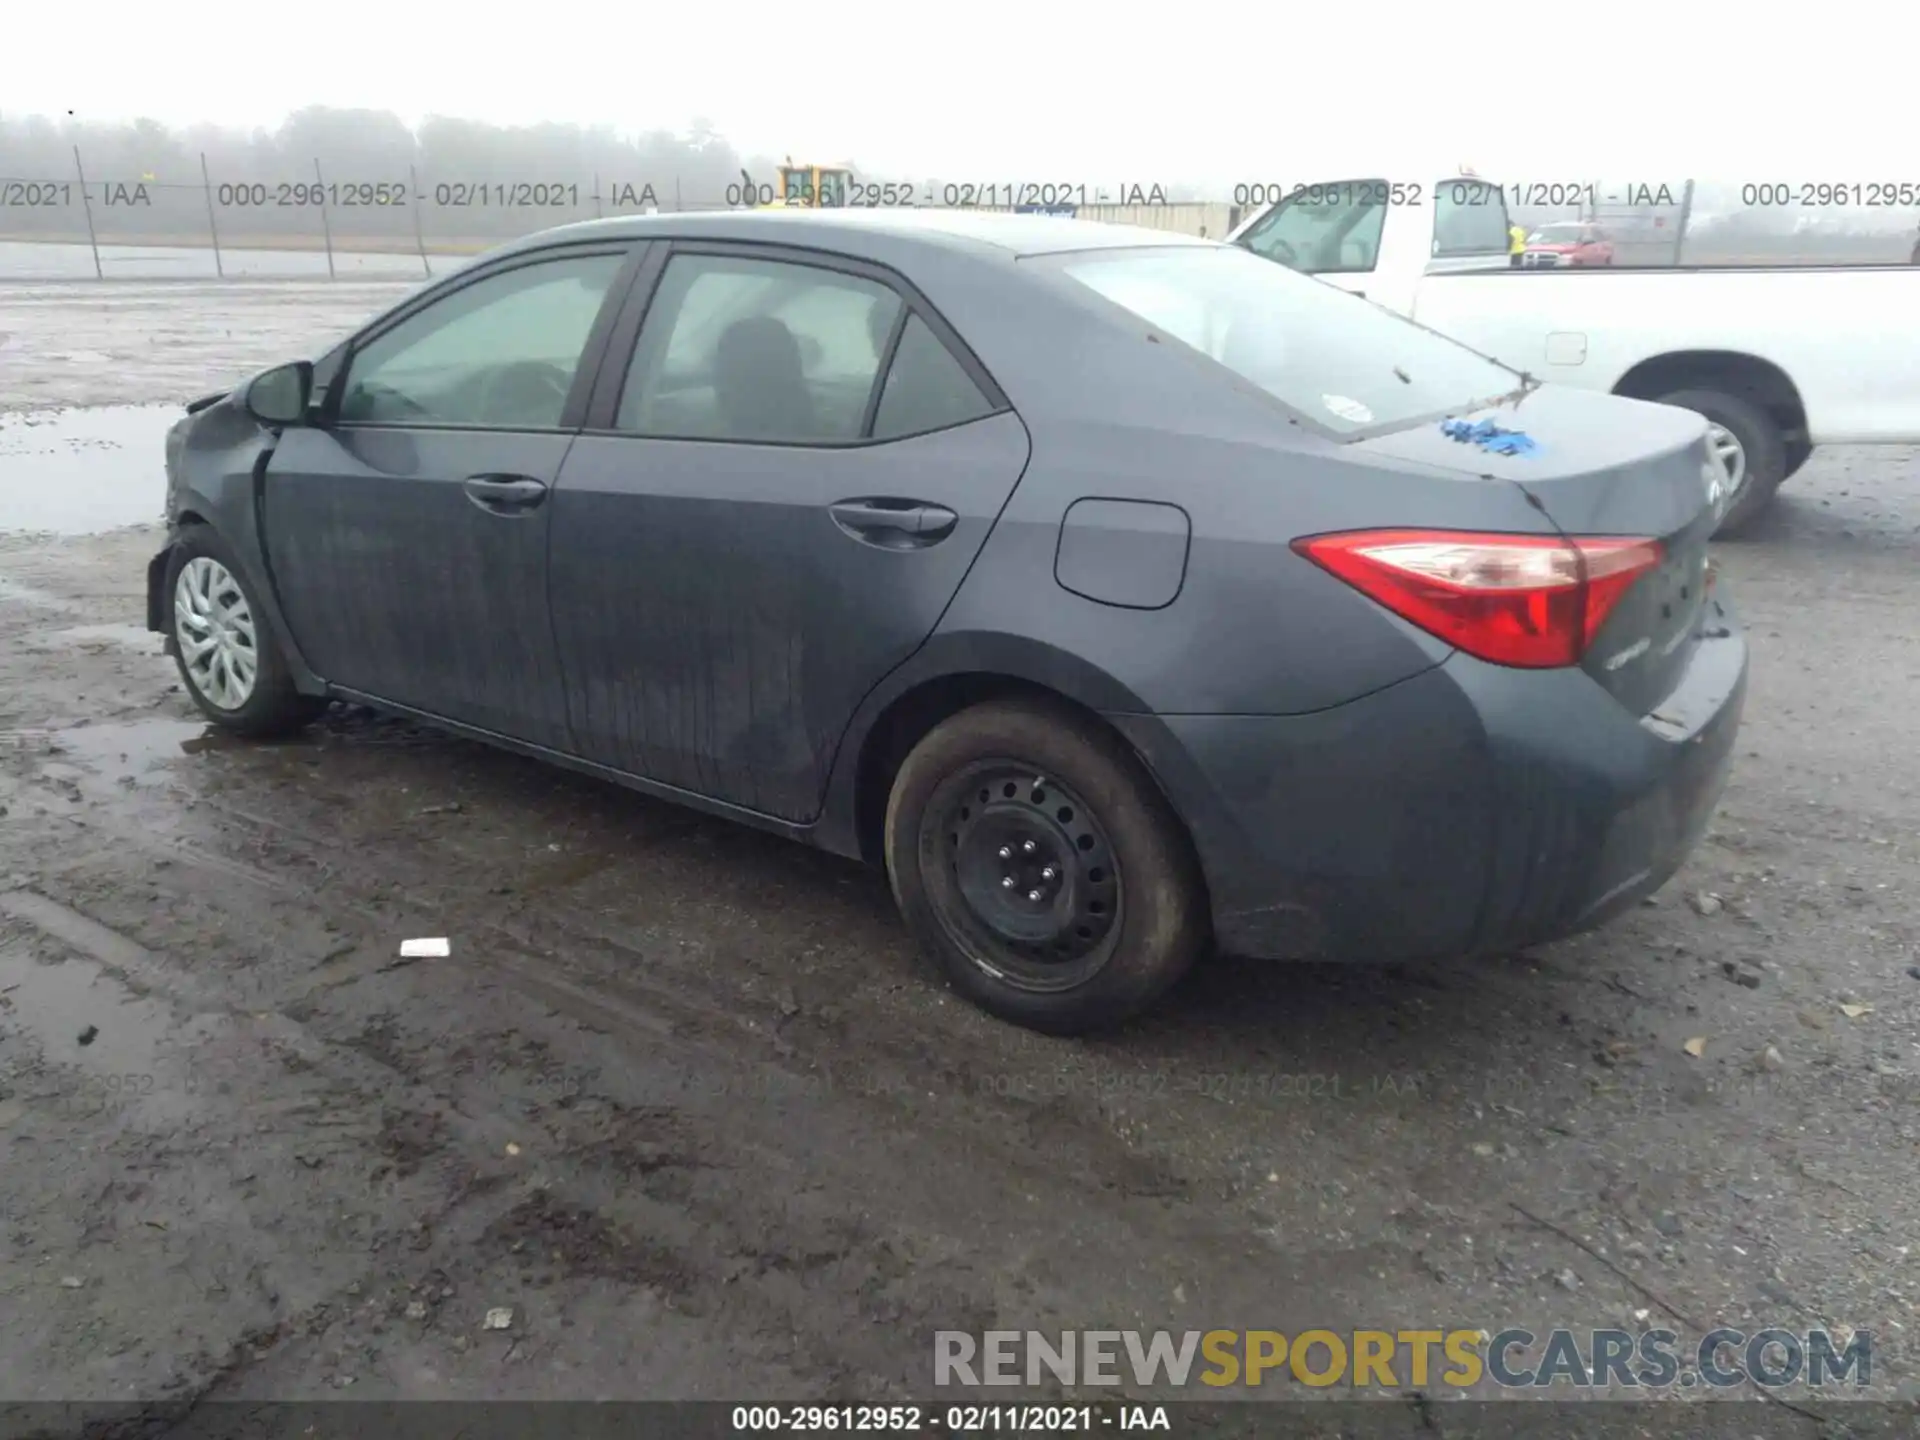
[{"xmin": 1225, "ymin": 178, "xmax": 1920, "ymax": 532}]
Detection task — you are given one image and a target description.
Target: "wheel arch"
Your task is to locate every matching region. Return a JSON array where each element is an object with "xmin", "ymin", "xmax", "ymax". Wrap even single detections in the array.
[
  {"xmin": 1612, "ymin": 349, "xmax": 1812, "ymax": 476},
  {"xmin": 148, "ymin": 509, "xmax": 211, "ymax": 635},
  {"xmin": 159, "ymin": 507, "xmax": 329, "ymax": 696},
  {"xmin": 811, "ymin": 634, "xmax": 1202, "ymax": 886}
]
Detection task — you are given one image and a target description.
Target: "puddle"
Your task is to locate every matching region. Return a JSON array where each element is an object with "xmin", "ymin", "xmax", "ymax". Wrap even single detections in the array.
[
  {"xmin": 520, "ymin": 850, "xmax": 618, "ymax": 894},
  {"xmin": 39, "ymin": 623, "xmax": 161, "ymax": 653},
  {"xmin": 0, "ymin": 576, "xmax": 70, "ymax": 611},
  {"xmin": 43, "ymin": 717, "xmax": 224, "ymax": 787},
  {"xmin": 0, "ymin": 942, "xmax": 203, "ymax": 1126},
  {"xmin": 0, "ymin": 405, "xmax": 178, "ymax": 534}
]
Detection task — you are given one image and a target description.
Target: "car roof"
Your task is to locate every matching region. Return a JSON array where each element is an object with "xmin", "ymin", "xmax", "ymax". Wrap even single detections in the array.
[{"xmin": 494, "ymin": 206, "xmax": 1219, "ymax": 262}]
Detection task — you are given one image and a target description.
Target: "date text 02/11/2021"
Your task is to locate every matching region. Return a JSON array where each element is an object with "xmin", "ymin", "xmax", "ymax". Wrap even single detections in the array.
[
  {"xmin": 1226, "ymin": 181, "xmax": 1690, "ymax": 209},
  {"xmin": 219, "ymin": 180, "xmax": 665, "ymax": 208},
  {"xmin": 723, "ymin": 178, "xmax": 1170, "ymax": 208},
  {"xmin": 728, "ymin": 1405, "xmax": 1172, "ymax": 1431}
]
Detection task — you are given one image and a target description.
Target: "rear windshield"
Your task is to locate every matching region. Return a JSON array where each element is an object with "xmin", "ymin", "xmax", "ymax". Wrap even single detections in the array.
[{"xmin": 1052, "ymin": 245, "xmax": 1521, "ymax": 436}]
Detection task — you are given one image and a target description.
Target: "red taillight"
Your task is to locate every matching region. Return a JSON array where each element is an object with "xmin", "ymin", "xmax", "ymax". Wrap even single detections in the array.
[{"xmin": 1292, "ymin": 529, "xmax": 1664, "ymax": 669}]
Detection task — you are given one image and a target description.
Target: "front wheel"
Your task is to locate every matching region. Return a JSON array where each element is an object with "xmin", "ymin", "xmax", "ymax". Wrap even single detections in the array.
[
  {"xmin": 168, "ymin": 527, "xmax": 327, "ymax": 737},
  {"xmin": 883, "ymin": 699, "xmax": 1207, "ymax": 1034},
  {"xmin": 1654, "ymin": 386, "xmax": 1787, "ymax": 537}
]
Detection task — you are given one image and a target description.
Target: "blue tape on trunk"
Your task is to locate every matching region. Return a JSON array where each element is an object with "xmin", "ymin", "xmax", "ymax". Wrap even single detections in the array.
[{"xmin": 1442, "ymin": 417, "xmax": 1539, "ymax": 456}]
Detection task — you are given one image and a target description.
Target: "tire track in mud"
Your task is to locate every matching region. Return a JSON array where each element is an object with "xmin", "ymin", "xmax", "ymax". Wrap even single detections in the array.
[
  {"xmin": 3, "ymin": 759, "xmax": 1527, "ymax": 1378},
  {"xmin": 0, "ymin": 746, "xmax": 1316, "ymax": 1405},
  {"xmin": 17, "ymin": 710, "xmax": 1241, "ymax": 1204},
  {"xmin": 0, "ymin": 711, "xmax": 1721, "ymax": 1344}
]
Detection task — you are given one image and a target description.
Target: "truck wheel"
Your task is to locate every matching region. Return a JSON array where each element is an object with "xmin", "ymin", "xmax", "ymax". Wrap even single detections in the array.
[
  {"xmin": 168, "ymin": 526, "xmax": 327, "ymax": 737},
  {"xmin": 883, "ymin": 698, "xmax": 1207, "ymax": 1035},
  {"xmin": 1655, "ymin": 387, "xmax": 1786, "ymax": 537}
]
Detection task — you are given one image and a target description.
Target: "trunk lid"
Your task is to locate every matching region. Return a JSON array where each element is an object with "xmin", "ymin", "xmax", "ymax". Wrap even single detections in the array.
[{"xmin": 1351, "ymin": 384, "xmax": 1722, "ymax": 714}]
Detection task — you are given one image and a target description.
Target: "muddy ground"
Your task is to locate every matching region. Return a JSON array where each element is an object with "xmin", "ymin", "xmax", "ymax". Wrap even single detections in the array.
[{"xmin": 1, "ymin": 282, "xmax": 1917, "ymax": 1433}]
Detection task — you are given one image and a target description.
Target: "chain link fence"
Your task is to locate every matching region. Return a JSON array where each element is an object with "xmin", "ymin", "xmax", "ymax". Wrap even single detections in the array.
[
  {"xmin": 0, "ymin": 149, "xmax": 736, "ymax": 278},
  {"xmin": 0, "ymin": 148, "xmax": 1238, "ymax": 280},
  {"xmin": 5, "ymin": 151, "xmax": 1916, "ymax": 278}
]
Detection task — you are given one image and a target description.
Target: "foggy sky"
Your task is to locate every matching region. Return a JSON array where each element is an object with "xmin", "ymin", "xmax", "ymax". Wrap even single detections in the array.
[{"xmin": 8, "ymin": 0, "xmax": 1906, "ymax": 187}]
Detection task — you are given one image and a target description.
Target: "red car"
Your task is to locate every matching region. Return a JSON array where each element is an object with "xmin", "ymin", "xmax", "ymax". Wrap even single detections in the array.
[{"xmin": 1523, "ymin": 223, "xmax": 1614, "ymax": 267}]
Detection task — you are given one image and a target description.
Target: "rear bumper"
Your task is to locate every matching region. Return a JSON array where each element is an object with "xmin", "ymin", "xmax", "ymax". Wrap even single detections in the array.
[{"xmin": 1112, "ymin": 598, "xmax": 1748, "ymax": 962}]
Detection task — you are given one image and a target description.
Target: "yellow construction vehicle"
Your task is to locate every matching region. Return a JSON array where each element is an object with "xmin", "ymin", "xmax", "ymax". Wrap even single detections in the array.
[{"xmin": 763, "ymin": 159, "xmax": 852, "ymax": 208}]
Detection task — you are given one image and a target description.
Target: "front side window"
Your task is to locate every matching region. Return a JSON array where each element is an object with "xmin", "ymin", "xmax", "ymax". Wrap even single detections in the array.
[
  {"xmin": 337, "ymin": 253, "xmax": 626, "ymax": 428},
  {"xmin": 1055, "ymin": 244, "xmax": 1522, "ymax": 436},
  {"xmin": 1235, "ymin": 180, "xmax": 1387, "ymax": 274},
  {"xmin": 617, "ymin": 254, "xmax": 901, "ymax": 442}
]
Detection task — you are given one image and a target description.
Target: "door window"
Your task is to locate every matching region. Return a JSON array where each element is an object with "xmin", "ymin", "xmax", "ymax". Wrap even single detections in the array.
[
  {"xmin": 871, "ymin": 314, "xmax": 996, "ymax": 439},
  {"xmin": 337, "ymin": 252, "xmax": 626, "ymax": 428},
  {"xmin": 617, "ymin": 254, "xmax": 901, "ymax": 442},
  {"xmin": 1431, "ymin": 180, "xmax": 1512, "ymax": 258},
  {"xmin": 1235, "ymin": 180, "xmax": 1387, "ymax": 274}
]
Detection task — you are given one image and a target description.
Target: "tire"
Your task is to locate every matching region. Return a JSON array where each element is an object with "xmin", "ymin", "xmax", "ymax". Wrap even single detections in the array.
[
  {"xmin": 166, "ymin": 526, "xmax": 327, "ymax": 737},
  {"xmin": 883, "ymin": 698, "xmax": 1207, "ymax": 1035},
  {"xmin": 1654, "ymin": 386, "xmax": 1786, "ymax": 537}
]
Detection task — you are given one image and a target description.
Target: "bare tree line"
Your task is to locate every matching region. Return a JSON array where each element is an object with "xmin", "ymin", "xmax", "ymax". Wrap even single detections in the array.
[{"xmin": 0, "ymin": 107, "xmax": 771, "ymax": 246}]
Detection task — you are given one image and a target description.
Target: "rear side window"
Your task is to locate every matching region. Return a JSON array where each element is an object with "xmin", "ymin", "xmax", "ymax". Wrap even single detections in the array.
[
  {"xmin": 871, "ymin": 315, "xmax": 995, "ymax": 440},
  {"xmin": 617, "ymin": 253, "xmax": 900, "ymax": 442},
  {"xmin": 1431, "ymin": 180, "xmax": 1511, "ymax": 258},
  {"xmin": 1235, "ymin": 181, "xmax": 1387, "ymax": 274}
]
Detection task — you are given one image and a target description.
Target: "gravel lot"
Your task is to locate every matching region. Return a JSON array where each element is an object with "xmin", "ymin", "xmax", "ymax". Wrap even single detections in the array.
[{"xmin": 1, "ymin": 283, "xmax": 1918, "ymax": 1434}]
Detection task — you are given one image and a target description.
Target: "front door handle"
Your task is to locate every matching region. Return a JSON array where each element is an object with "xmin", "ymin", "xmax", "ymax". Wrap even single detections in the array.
[
  {"xmin": 463, "ymin": 474, "xmax": 549, "ymax": 513},
  {"xmin": 829, "ymin": 498, "xmax": 958, "ymax": 548}
]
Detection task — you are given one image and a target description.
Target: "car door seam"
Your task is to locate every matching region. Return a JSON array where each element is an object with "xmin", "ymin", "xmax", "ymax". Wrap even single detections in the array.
[
  {"xmin": 544, "ymin": 432, "xmax": 589, "ymax": 756},
  {"xmin": 249, "ymin": 434, "xmax": 322, "ymax": 686},
  {"xmin": 802, "ymin": 409, "xmax": 1037, "ymax": 825}
]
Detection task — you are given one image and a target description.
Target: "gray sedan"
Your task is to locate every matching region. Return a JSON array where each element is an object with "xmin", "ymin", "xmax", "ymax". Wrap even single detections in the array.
[{"xmin": 146, "ymin": 208, "xmax": 1748, "ymax": 1034}]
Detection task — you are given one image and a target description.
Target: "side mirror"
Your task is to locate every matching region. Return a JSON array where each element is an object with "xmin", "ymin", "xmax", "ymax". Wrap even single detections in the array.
[{"xmin": 243, "ymin": 361, "xmax": 313, "ymax": 426}]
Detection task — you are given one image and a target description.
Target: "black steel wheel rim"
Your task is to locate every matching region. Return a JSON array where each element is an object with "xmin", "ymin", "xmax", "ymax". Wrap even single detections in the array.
[{"xmin": 920, "ymin": 760, "xmax": 1123, "ymax": 993}]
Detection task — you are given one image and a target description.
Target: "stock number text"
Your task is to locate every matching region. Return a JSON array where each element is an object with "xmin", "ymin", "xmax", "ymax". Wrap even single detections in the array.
[
  {"xmin": 1743, "ymin": 182, "xmax": 1919, "ymax": 207},
  {"xmin": 216, "ymin": 181, "xmax": 409, "ymax": 208},
  {"xmin": 730, "ymin": 1405, "xmax": 925, "ymax": 1430},
  {"xmin": 1232, "ymin": 181, "xmax": 1425, "ymax": 208}
]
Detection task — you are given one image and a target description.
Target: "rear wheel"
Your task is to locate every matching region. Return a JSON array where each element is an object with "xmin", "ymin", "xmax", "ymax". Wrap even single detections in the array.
[
  {"xmin": 168, "ymin": 526, "xmax": 327, "ymax": 737},
  {"xmin": 883, "ymin": 699, "xmax": 1206, "ymax": 1034},
  {"xmin": 1655, "ymin": 386, "xmax": 1786, "ymax": 537}
]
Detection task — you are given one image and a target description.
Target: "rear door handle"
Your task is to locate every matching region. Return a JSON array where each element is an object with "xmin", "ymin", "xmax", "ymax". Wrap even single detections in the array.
[
  {"xmin": 463, "ymin": 474, "xmax": 549, "ymax": 512},
  {"xmin": 829, "ymin": 498, "xmax": 957, "ymax": 547}
]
